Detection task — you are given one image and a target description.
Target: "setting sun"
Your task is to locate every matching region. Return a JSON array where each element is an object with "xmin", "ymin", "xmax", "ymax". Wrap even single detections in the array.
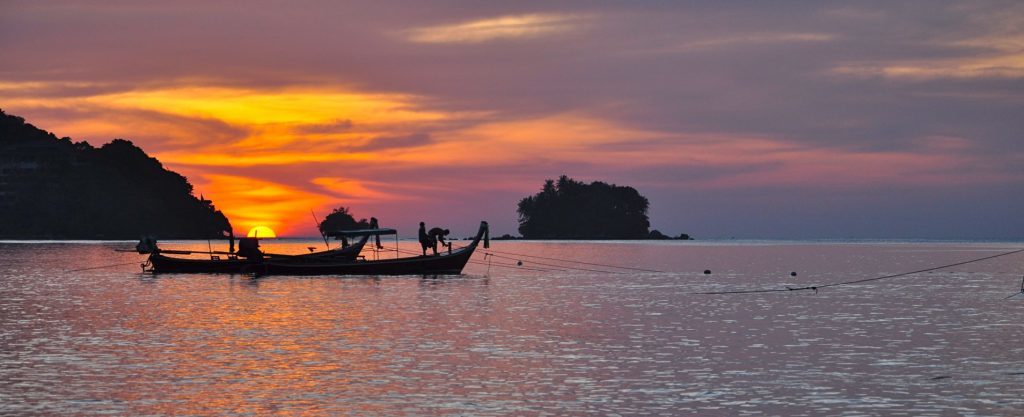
[{"xmin": 246, "ymin": 226, "xmax": 277, "ymax": 238}]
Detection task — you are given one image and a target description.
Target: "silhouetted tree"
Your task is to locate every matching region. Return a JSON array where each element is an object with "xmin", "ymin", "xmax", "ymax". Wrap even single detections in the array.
[
  {"xmin": 517, "ymin": 175, "xmax": 651, "ymax": 239},
  {"xmin": 0, "ymin": 109, "xmax": 231, "ymax": 239},
  {"xmin": 319, "ymin": 206, "xmax": 369, "ymax": 238}
]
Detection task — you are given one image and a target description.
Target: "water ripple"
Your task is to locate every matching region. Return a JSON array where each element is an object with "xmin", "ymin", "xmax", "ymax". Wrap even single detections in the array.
[{"xmin": 1, "ymin": 241, "xmax": 1023, "ymax": 415}]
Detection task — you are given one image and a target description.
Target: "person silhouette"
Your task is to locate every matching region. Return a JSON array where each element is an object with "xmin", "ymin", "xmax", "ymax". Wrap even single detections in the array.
[
  {"xmin": 418, "ymin": 222, "xmax": 433, "ymax": 256},
  {"xmin": 428, "ymin": 227, "xmax": 450, "ymax": 255},
  {"xmin": 369, "ymin": 217, "xmax": 384, "ymax": 249}
]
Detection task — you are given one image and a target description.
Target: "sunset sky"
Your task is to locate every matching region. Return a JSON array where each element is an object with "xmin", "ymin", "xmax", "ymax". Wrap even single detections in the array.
[{"xmin": 2, "ymin": 1, "xmax": 1022, "ymax": 238}]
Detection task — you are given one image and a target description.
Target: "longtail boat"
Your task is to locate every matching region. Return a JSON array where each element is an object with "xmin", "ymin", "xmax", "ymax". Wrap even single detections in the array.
[
  {"xmin": 144, "ymin": 231, "xmax": 384, "ymax": 274},
  {"xmin": 255, "ymin": 221, "xmax": 489, "ymax": 276}
]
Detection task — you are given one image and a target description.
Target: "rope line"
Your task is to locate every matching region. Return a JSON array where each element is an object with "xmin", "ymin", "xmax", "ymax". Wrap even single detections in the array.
[
  {"xmin": 429, "ymin": 242, "xmax": 596, "ymax": 274},
  {"xmin": 388, "ymin": 246, "xmax": 565, "ymax": 273},
  {"xmin": 482, "ymin": 251, "xmax": 624, "ymax": 274},
  {"xmin": 481, "ymin": 247, "xmax": 664, "ymax": 273},
  {"xmin": 65, "ymin": 261, "xmax": 143, "ymax": 273},
  {"xmin": 693, "ymin": 248, "xmax": 1024, "ymax": 295},
  {"xmin": 466, "ymin": 259, "xmax": 558, "ymax": 273},
  {"xmin": 447, "ymin": 242, "xmax": 639, "ymax": 274}
]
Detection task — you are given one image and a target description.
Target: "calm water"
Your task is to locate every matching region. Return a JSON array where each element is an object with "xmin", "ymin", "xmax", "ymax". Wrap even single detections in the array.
[{"xmin": 2, "ymin": 239, "xmax": 1024, "ymax": 416}]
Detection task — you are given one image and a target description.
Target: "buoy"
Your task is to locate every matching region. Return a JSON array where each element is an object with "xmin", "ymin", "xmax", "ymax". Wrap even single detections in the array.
[
  {"xmin": 790, "ymin": 271, "xmax": 797, "ymax": 277},
  {"xmin": 703, "ymin": 269, "xmax": 711, "ymax": 275},
  {"xmin": 516, "ymin": 260, "xmax": 523, "ymax": 266}
]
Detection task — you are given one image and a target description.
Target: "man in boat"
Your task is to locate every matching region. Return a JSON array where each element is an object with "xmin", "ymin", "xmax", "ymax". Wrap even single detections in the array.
[
  {"xmin": 418, "ymin": 222, "xmax": 433, "ymax": 256},
  {"xmin": 236, "ymin": 237, "xmax": 264, "ymax": 261},
  {"xmin": 136, "ymin": 236, "xmax": 158, "ymax": 254},
  {"xmin": 428, "ymin": 227, "xmax": 451, "ymax": 255},
  {"xmin": 370, "ymin": 217, "xmax": 384, "ymax": 249}
]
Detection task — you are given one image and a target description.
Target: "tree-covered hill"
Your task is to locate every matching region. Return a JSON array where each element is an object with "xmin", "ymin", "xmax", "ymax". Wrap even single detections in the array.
[
  {"xmin": 516, "ymin": 175, "xmax": 652, "ymax": 239},
  {"xmin": 0, "ymin": 109, "xmax": 231, "ymax": 239}
]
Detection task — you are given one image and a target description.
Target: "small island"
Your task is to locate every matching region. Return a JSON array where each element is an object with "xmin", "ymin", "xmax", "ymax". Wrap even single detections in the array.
[
  {"xmin": 516, "ymin": 175, "xmax": 689, "ymax": 240},
  {"xmin": 0, "ymin": 110, "xmax": 232, "ymax": 239}
]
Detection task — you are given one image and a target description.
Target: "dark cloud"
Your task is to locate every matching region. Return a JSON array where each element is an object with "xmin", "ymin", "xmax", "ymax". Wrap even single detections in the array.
[{"xmin": 354, "ymin": 132, "xmax": 432, "ymax": 151}]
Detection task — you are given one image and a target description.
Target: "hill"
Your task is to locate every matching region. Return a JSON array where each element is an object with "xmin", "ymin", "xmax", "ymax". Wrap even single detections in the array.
[
  {"xmin": 0, "ymin": 110, "xmax": 231, "ymax": 239},
  {"xmin": 516, "ymin": 175, "xmax": 652, "ymax": 239}
]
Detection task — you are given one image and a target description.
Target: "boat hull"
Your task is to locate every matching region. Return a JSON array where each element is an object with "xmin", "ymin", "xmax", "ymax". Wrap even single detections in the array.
[
  {"xmin": 148, "ymin": 236, "xmax": 368, "ymax": 274},
  {"xmin": 259, "ymin": 221, "xmax": 488, "ymax": 276},
  {"xmin": 148, "ymin": 221, "xmax": 488, "ymax": 277},
  {"xmin": 261, "ymin": 249, "xmax": 474, "ymax": 276},
  {"xmin": 149, "ymin": 254, "xmax": 264, "ymax": 274}
]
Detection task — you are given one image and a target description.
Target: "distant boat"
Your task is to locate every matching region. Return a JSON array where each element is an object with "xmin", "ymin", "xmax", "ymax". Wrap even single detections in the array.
[
  {"xmin": 256, "ymin": 221, "xmax": 489, "ymax": 276},
  {"xmin": 144, "ymin": 233, "xmax": 373, "ymax": 274}
]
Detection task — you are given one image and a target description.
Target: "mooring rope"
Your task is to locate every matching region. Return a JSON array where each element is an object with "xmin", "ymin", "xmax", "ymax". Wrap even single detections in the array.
[
  {"xmin": 481, "ymin": 251, "xmax": 627, "ymax": 274},
  {"xmin": 693, "ymin": 248, "xmax": 1024, "ymax": 295},
  {"xmin": 466, "ymin": 259, "xmax": 559, "ymax": 273},
  {"xmin": 65, "ymin": 261, "xmax": 144, "ymax": 273},
  {"xmin": 393, "ymin": 241, "xmax": 618, "ymax": 274},
  {"xmin": 481, "ymin": 247, "xmax": 664, "ymax": 273},
  {"xmin": 435, "ymin": 242, "xmax": 624, "ymax": 274},
  {"xmin": 389, "ymin": 246, "xmax": 565, "ymax": 273},
  {"xmin": 374, "ymin": 235, "xmax": 664, "ymax": 274}
]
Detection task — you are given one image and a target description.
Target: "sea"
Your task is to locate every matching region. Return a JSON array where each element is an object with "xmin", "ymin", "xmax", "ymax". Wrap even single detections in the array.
[{"xmin": 1, "ymin": 239, "xmax": 1023, "ymax": 416}]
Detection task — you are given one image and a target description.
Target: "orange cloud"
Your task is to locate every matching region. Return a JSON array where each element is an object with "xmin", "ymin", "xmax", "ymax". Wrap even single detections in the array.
[
  {"xmin": 2, "ymin": 79, "xmax": 1008, "ymax": 236},
  {"xmin": 395, "ymin": 112, "xmax": 670, "ymax": 166},
  {"xmin": 196, "ymin": 174, "xmax": 333, "ymax": 236},
  {"xmin": 402, "ymin": 13, "xmax": 587, "ymax": 44},
  {"xmin": 311, "ymin": 177, "xmax": 409, "ymax": 202},
  {"xmin": 158, "ymin": 150, "xmax": 375, "ymax": 167},
  {"xmin": 93, "ymin": 86, "xmax": 448, "ymax": 126}
]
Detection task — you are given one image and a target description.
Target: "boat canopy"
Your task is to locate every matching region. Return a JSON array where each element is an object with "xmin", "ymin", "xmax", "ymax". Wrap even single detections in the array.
[{"xmin": 327, "ymin": 228, "xmax": 397, "ymax": 237}]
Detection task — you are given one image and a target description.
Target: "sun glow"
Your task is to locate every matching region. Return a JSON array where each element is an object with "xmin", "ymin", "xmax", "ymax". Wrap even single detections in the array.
[
  {"xmin": 89, "ymin": 86, "xmax": 448, "ymax": 126},
  {"xmin": 196, "ymin": 174, "xmax": 331, "ymax": 236},
  {"xmin": 247, "ymin": 226, "xmax": 277, "ymax": 238}
]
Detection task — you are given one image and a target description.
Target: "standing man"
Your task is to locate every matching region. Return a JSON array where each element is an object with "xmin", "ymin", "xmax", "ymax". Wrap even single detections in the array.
[
  {"xmin": 369, "ymin": 217, "xmax": 384, "ymax": 249},
  {"xmin": 418, "ymin": 222, "xmax": 434, "ymax": 256}
]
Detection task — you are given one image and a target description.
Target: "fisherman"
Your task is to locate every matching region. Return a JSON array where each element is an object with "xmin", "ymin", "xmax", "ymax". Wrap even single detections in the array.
[
  {"xmin": 428, "ymin": 227, "xmax": 450, "ymax": 255},
  {"xmin": 236, "ymin": 237, "xmax": 264, "ymax": 260},
  {"xmin": 369, "ymin": 217, "xmax": 384, "ymax": 249},
  {"xmin": 418, "ymin": 222, "xmax": 433, "ymax": 255},
  {"xmin": 135, "ymin": 235, "xmax": 158, "ymax": 254}
]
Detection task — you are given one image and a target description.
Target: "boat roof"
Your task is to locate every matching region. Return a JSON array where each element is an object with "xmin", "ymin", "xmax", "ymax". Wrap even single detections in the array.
[{"xmin": 327, "ymin": 228, "xmax": 397, "ymax": 237}]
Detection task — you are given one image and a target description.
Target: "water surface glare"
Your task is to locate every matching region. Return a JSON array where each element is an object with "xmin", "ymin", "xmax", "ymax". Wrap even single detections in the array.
[{"xmin": 2, "ymin": 240, "xmax": 1023, "ymax": 416}]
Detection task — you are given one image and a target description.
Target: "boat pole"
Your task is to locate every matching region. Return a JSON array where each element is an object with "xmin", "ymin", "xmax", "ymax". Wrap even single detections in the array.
[{"xmin": 310, "ymin": 210, "xmax": 330, "ymax": 250}]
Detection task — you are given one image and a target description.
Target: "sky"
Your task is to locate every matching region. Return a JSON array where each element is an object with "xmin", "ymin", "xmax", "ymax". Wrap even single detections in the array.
[{"xmin": 1, "ymin": 1, "xmax": 1022, "ymax": 239}]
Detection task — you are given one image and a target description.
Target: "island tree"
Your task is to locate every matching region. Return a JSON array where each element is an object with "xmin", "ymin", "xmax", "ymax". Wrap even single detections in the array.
[
  {"xmin": 318, "ymin": 206, "xmax": 370, "ymax": 239},
  {"xmin": 516, "ymin": 175, "xmax": 651, "ymax": 239}
]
